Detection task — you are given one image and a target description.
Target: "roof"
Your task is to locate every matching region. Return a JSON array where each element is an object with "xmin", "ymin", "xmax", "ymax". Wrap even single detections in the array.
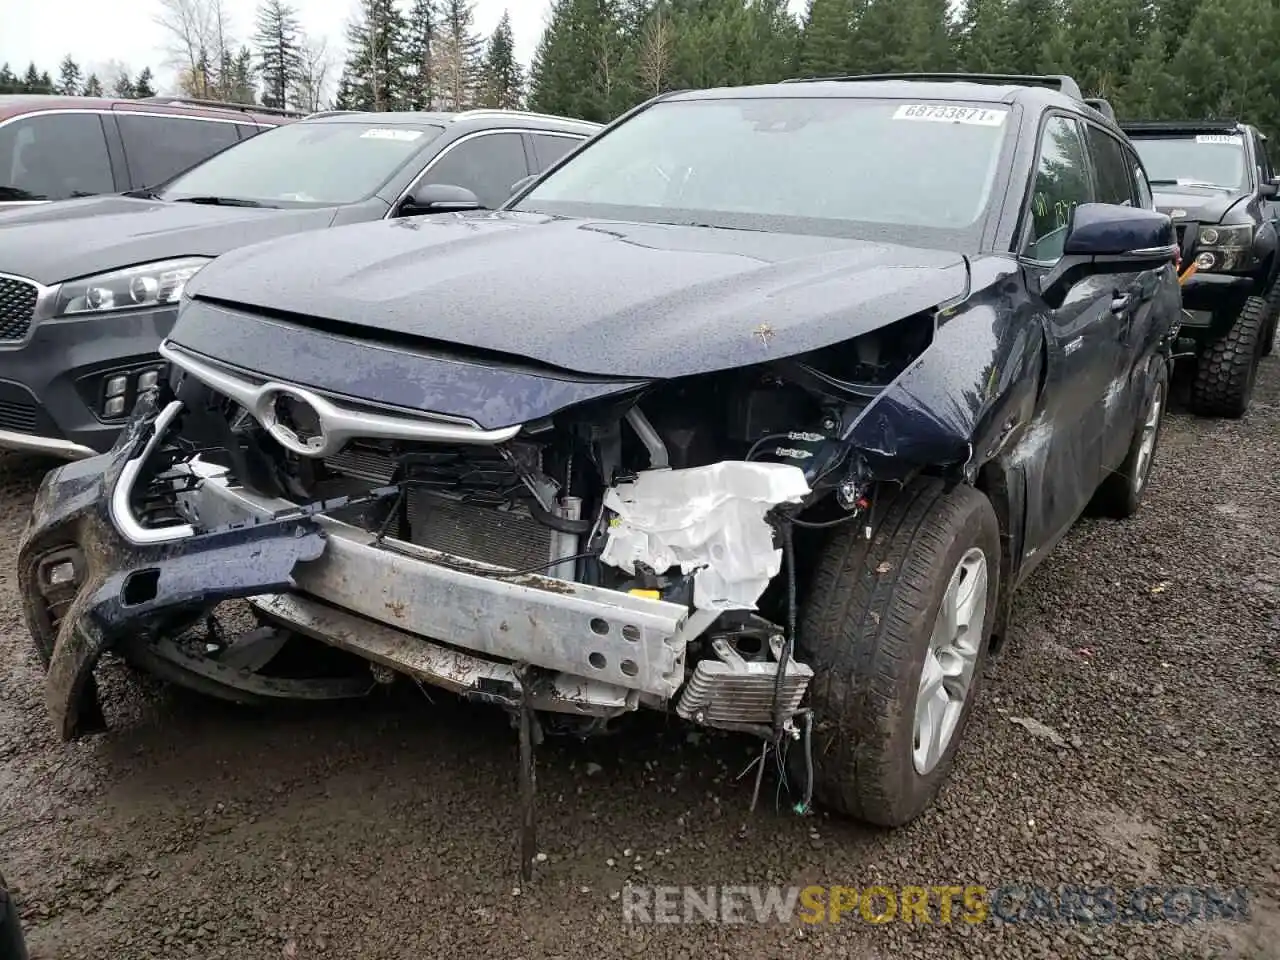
[
  {"xmin": 0, "ymin": 93, "xmax": 287, "ymax": 124},
  {"xmin": 304, "ymin": 108, "xmax": 602, "ymax": 133},
  {"xmin": 669, "ymin": 77, "xmax": 1088, "ymax": 112}
]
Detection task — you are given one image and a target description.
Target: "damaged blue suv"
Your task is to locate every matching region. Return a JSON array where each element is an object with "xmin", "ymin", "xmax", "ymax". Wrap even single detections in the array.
[{"xmin": 20, "ymin": 74, "xmax": 1181, "ymax": 837}]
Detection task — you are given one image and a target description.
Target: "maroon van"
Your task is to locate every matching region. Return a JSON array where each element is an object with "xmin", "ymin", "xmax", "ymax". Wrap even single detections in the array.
[{"xmin": 0, "ymin": 94, "xmax": 299, "ymax": 208}]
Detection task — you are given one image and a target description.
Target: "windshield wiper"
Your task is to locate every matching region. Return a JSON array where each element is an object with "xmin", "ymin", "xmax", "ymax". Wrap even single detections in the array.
[
  {"xmin": 1148, "ymin": 178, "xmax": 1230, "ymax": 189},
  {"xmin": 171, "ymin": 195, "xmax": 269, "ymax": 208}
]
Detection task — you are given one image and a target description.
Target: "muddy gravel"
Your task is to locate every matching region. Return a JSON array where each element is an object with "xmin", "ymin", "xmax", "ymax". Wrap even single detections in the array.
[{"xmin": 2, "ymin": 361, "xmax": 1279, "ymax": 960}]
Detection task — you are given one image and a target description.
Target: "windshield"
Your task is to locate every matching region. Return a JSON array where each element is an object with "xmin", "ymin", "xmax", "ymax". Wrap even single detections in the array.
[
  {"xmin": 160, "ymin": 121, "xmax": 445, "ymax": 207},
  {"xmin": 512, "ymin": 97, "xmax": 1011, "ymax": 239},
  {"xmin": 1130, "ymin": 135, "xmax": 1249, "ymax": 192}
]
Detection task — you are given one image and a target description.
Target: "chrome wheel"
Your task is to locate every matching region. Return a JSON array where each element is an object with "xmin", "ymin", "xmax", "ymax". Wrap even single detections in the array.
[
  {"xmin": 1133, "ymin": 377, "xmax": 1166, "ymax": 494},
  {"xmin": 912, "ymin": 547, "xmax": 988, "ymax": 776}
]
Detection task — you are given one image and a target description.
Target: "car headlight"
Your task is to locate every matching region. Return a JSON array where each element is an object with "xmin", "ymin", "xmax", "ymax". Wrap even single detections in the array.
[
  {"xmin": 54, "ymin": 257, "xmax": 211, "ymax": 317},
  {"xmin": 1193, "ymin": 224, "xmax": 1254, "ymax": 272}
]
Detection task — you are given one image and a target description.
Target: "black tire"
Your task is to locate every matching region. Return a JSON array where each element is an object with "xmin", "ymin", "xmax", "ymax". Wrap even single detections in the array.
[
  {"xmin": 0, "ymin": 871, "xmax": 30, "ymax": 960},
  {"xmin": 796, "ymin": 480, "xmax": 1001, "ymax": 827},
  {"xmin": 1093, "ymin": 358, "xmax": 1169, "ymax": 519},
  {"xmin": 1189, "ymin": 295, "xmax": 1268, "ymax": 418},
  {"xmin": 1262, "ymin": 279, "xmax": 1280, "ymax": 358}
]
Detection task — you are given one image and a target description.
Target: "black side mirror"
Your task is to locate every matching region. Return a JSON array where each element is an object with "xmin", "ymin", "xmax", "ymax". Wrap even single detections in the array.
[
  {"xmin": 1260, "ymin": 180, "xmax": 1279, "ymax": 199},
  {"xmin": 402, "ymin": 183, "xmax": 484, "ymax": 215},
  {"xmin": 1040, "ymin": 203, "xmax": 1177, "ymax": 304}
]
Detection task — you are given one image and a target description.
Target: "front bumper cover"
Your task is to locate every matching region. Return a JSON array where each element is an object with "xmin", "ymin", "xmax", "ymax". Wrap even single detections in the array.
[{"xmin": 19, "ymin": 390, "xmax": 700, "ymax": 739}]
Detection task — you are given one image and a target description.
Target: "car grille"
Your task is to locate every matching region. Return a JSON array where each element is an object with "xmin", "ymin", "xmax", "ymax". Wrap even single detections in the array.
[
  {"xmin": 0, "ymin": 276, "xmax": 38, "ymax": 342},
  {"xmin": 0, "ymin": 397, "xmax": 37, "ymax": 433}
]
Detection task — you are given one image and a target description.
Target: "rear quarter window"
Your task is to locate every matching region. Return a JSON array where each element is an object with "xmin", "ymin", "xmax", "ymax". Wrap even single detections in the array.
[
  {"xmin": 0, "ymin": 112, "xmax": 115, "ymax": 201},
  {"xmin": 117, "ymin": 114, "xmax": 240, "ymax": 190}
]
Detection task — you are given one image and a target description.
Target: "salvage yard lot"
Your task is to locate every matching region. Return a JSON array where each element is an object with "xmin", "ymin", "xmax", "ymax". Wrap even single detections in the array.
[{"xmin": 1, "ymin": 363, "xmax": 1278, "ymax": 960}]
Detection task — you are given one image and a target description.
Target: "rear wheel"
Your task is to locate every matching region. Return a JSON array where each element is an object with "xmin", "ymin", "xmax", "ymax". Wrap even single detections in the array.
[
  {"xmin": 1093, "ymin": 358, "xmax": 1168, "ymax": 518},
  {"xmin": 1189, "ymin": 295, "xmax": 1268, "ymax": 418},
  {"xmin": 797, "ymin": 480, "xmax": 1000, "ymax": 827}
]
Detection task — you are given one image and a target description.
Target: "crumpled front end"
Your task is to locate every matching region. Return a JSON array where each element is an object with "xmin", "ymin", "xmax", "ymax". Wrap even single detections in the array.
[{"xmin": 20, "ymin": 275, "xmax": 1031, "ymax": 744}]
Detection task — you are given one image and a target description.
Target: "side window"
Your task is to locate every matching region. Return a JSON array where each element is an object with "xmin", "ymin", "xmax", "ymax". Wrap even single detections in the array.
[
  {"xmin": 1085, "ymin": 125, "xmax": 1137, "ymax": 206},
  {"xmin": 117, "ymin": 115, "xmax": 239, "ymax": 189},
  {"xmin": 1253, "ymin": 132, "xmax": 1273, "ymax": 185},
  {"xmin": 1024, "ymin": 116, "xmax": 1094, "ymax": 262},
  {"xmin": 532, "ymin": 133, "xmax": 582, "ymax": 172},
  {"xmin": 1131, "ymin": 156, "xmax": 1154, "ymax": 210},
  {"xmin": 0, "ymin": 113, "xmax": 114, "ymax": 201},
  {"xmin": 236, "ymin": 124, "xmax": 261, "ymax": 141},
  {"xmin": 418, "ymin": 132, "xmax": 530, "ymax": 210}
]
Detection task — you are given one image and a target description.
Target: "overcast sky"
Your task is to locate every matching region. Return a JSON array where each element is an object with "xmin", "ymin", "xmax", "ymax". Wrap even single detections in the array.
[{"xmin": 1, "ymin": 0, "xmax": 554, "ymax": 92}]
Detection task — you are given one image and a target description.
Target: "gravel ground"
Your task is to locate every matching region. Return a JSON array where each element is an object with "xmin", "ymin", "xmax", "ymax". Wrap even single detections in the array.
[{"xmin": 1, "ymin": 360, "xmax": 1278, "ymax": 960}]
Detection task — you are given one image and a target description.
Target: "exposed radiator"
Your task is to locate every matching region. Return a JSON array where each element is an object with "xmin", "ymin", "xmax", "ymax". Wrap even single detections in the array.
[
  {"xmin": 407, "ymin": 489, "xmax": 555, "ymax": 571},
  {"xmin": 324, "ymin": 442, "xmax": 579, "ymax": 575},
  {"xmin": 676, "ymin": 635, "xmax": 813, "ymax": 732}
]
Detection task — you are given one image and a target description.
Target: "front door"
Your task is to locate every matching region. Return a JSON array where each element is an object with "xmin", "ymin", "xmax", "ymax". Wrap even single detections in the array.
[{"xmin": 1017, "ymin": 115, "xmax": 1124, "ymax": 562}]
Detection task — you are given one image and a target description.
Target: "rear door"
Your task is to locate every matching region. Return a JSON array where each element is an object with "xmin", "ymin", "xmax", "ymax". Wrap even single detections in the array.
[
  {"xmin": 1017, "ymin": 114, "xmax": 1121, "ymax": 559},
  {"xmin": 0, "ymin": 111, "xmax": 117, "ymax": 205},
  {"xmin": 113, "ymin": 112, "xmax": 241, "ymax": 191},
  {"xmin": 529, "ymin": 131, "xmax": 586, "ymax": 173}
]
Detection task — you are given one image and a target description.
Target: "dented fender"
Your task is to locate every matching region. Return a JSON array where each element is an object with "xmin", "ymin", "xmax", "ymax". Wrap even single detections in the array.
[{"xmin": 845, "ymin": 281, "xmax": 1042, "ymax": 479}]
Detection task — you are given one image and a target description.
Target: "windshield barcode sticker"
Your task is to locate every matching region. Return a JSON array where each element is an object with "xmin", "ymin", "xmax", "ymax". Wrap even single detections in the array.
[
  {"xmin": 360, "ymin": 128, "xmax": 424, "ymax": 141},
  {"xmin": 1195, "ymin": 134, "xmax": 1243, "ymax": 145},
  {"xmin": 893, "ymin": 104, "xmax": 1008, "ymax": 126}
]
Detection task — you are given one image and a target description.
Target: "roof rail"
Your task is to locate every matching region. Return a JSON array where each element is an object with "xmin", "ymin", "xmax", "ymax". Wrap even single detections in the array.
[
  {"xmin": 135, "ymin": 95, "xmax": 305, "ymax": 118},
  {"xmin": 1083, "ymin": 98, "xmax": 1116, "ymax": 121},
  {"xmin": 304, "ymin": 109, "xmax": 362, "ymax": 119},
  {"xmin": 450, "ymin": 108, "xmax": 601, "ymax": 127},
  {"xmin": 1119, "ymin": 119, "xmax": 1244, "ymax": 136},
  {"xmin": 782, "ymin": 72, "xmax": 1085, "ymax": 100}
]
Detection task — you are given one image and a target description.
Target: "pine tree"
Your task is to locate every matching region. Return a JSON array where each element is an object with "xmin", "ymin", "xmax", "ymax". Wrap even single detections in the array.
[
  {"xmin": 798, "ymin": 0, "xmax": 855, "ymax": 77},
  {"xmin": 437, "ymin": 0, "xmax": 484, "ymax": 110},
  {"xmin": 82, "ymin": 73, "xmax": 103, "ymax": 97},
  {"xmin": 134, "ymin": 67, "xmax": 157, "ymax": 98},
  {"xmin": 956, "ymin": 0, "xmax": 1014, "ymax": 72},
  {"xmin": 1051, "ymin": 0, "xmax": 1148, "ymax": 100},
  {"xmin": 22, "ymin": 64, "xmax": 42, "ymax": 93},
  {"xmin": 343, "ymin": 0, "xmax": 410, "ymax": 111},
  {"xmin": 39, "ymin": 71, "xmax": 54, "ymax": 93},
  {"xmin": 404, "ymin": 0, "xmax": 440, "ymax": 109},
  {"xmin": 1118, "ymin": 24, "xmax": 1185, "ymax": 119},
  {"xmin": 256, "ymin": 0, "xmax": 304, "ymax": 109},
  {"xmin": 480, "ymin": 11, "xmax": 525, "ymax": 109},
  {"xmin": 57, "ymin": 56, "xmax": 82, "ymax": 96},
  {"xmin": 0, "ymin": 65, "xmax": 15, "ymax": 95},
  {"xmin": 112, "ymin": 70, "xmax": 135, "ymax": 98}
]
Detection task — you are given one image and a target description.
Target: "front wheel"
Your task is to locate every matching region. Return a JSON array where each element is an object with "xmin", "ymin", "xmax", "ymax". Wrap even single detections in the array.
[
  {"xmin": 1189, "ymin": 295, "xmax": 1268, "ymax": 417},
  {"xmin": 1261, "ymin": 278, "xmax": 1280, "ymax": 358},
  {"xmin": 797, "ymin": 480, "xmax": 1001, "ymax": 827}
]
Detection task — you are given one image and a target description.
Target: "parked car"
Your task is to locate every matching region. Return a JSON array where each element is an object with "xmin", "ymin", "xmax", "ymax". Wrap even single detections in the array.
[
  {"xmin": 0, "ymin": 94, "xmax": 297, "ymax": 209},
  {"xmin": 0, "ymin": 108, "xmax": 601, "ymax": 459},
  {"xmin": 1121, "ymin": 120, "xmax": 1280, "ymax": 416},
  {"xmin": 19, "ymin": 73, "xmax": 1181, "ymax": 833}
]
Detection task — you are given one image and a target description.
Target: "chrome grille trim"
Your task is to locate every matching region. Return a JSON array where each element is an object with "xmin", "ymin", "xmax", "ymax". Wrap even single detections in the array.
[{"xmin": 161, "ymin": 339, "xmax": 522, "ymax": 455}]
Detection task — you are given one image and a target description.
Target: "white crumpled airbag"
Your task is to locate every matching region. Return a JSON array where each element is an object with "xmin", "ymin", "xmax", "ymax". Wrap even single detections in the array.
[{"xmin": 599, "ymin": 461, "xmax": 811, "ymax": 611}]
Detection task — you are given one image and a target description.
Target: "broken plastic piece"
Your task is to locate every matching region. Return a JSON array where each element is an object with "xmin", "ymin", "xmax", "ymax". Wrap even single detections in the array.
[{"xmin": 600, "ymin": 462, "xmax": 811, "ymax": 611}]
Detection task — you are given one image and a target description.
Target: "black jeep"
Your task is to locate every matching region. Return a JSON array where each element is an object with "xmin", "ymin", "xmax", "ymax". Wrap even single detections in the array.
[
  {"xmin": 1123, "ymin": 120, "xmax": 1280, "ymax": 416},
  {"xmin": 20, "ymin": 74, "xmax": 1181, "ymax": 835}
]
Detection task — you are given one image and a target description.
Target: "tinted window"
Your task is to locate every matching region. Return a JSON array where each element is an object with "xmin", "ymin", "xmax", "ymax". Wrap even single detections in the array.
[
  {"xmin": 1025, "ymin": 116, "xmax": 1094, "ymax": 262},
  {"xmin": 1132, "ymin": 156, "xmax": 1154, "ymax": 209},
  {"xmin": 161, "ymin": 121, "xmax": 445, "ymax": 207},
  {"xmin": 419, "ymin": 133, "xmax": 530, "ymax": 209},
  {"xmin": 515, "ymin": 98, "xmax": 1012, "ymax": 240},
  {"xmin": 1253, "ymin": 132, "xmax": 1273, "ymax": 184},
  {"xmin": 0, "ymin": 113, "xmax": 114, "ymax": 201},
  {"xmin": 118, "ymin": 115, "xmax": 239, "ymax": 189},
  {"xmin": 236, "ymin": 124, "xmax": 260, "ymax": 140},
  {"xmin": 532, "ymin": 133, "xmax": 582, "ymax": 171},
  {"xmin": 1086, "ymin": 126, "xmax": 1137, "ymax": 206}
]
